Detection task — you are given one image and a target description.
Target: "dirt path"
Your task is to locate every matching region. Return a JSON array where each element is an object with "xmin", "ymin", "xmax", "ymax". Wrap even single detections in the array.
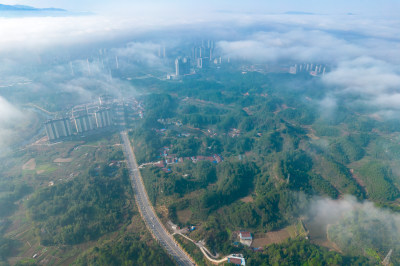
[
  {"xmin": 22, "ymin": 158, "xmax": 36, "ymax": 170},
  {"xmin": 349, "ymin": 169, "xmax": 368, "ymax": 194}
]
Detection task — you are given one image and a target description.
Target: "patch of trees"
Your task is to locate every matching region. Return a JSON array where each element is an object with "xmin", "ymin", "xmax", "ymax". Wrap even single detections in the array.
[
  {"xmin": 314, "ymin": 156, "xmax": 364, "ymax": 199},
  {"xmin": 308, "ymin": 173, "xmax": 339, "ymax": 199},
  {"xmin": 26, "ymin": 166, "xmax": 132, "ymax": 245},
  {"xmin": 169, "ymin": 136, "xmax": 202, "ymax": 157},
  {"xmin": 245, "ymin": 239, "xmax": 370, "ymax": 265},
  {"xmin": 279, "ymin": 150, "xmax": 313, "ymax": 191},
  {"xmin": 254, "ymin": 132, "xmax": 283, "ymax": 154},
  {"xmin": 348, "ymin": 117, "xmax": 376, "ymax": 133},
  {"xmin": 0, "ymin": 236, "xmax": 16, "ymax": 262},
  {"xmin": 202, "ymin": 162, "xmax": 256, "ymax": 209},
  {"xmin": 201, "ymin": 215, "xmax": 241, "ymax": 255},
  {"xmin": 174, "ymin": 234, "xmax": 208, "ymax": 266},
  {"xmin": 181, "ymin": 113, "xmax": 221, "ymax": 128},
  {"xmin": 130, "ymin": 129, "xmax": 161, "ymax": 164},
  {"xmin": 143, "ymin": 93, "xmax": 177, "ymax": 120},
  {"xmin": 278, "ymin": 106, "xmax": 316, "ymax": 125},
  {"xmin": 330, "ymin": 137, "xmax": 365, "ymax": 164},
  {"xmin": 141, "ymin": 162, "xmax": 216, "ymax": 205},
  {"xmin": 313, "ymin": 124, "xmax": 341, "ymax": 137},
  {"xmin": 75, "ymin": 233, "xmax": 175, "ymax": 266},
  {"xmin": 219, "ymin": 189, "xmax": 304, "ymax": 232},
  {"xmin": 0, "ymin": 183, "xmax": 32, "ymax": 218},
  {"xmin": 357, "ymin": 162, "xmax": 399, "ymax": 202}
]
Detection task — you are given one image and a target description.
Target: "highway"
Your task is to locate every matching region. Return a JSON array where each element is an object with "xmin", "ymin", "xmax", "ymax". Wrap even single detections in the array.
[{"xmin": 120, "ymin": 131, "xmax": 195, "ymax": 266}]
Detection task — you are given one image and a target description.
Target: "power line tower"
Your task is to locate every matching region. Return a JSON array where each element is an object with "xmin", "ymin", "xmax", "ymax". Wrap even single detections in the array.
[{"xmin": 382, "ymin": 249, "xmax": 392, "ymax": 266}]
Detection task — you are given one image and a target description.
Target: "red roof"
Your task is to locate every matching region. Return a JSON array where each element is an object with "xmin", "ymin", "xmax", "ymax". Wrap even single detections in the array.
[
  {"xmin": 229, "ymin": 257, "xmax": 243, "ymax": 265},
  {"xmin": 240, "ymin": 232, "xmax": 252, "ymax": 238}
]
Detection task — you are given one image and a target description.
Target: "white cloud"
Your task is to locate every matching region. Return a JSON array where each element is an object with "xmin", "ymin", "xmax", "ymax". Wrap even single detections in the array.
[
  {"xmin": 0, "ymin": 96, "xmax": 25, "ymax": 154},
  {"xmin": 323, "ymin": 57, "xmax": 400, "ymax": 95},
  {"xmin": 218, "ymin": 29, "xmax": 366, "ymax": 63},
  {"xmin": 308, "ymin": 195, "xmax": 400, "ymax": 257}
]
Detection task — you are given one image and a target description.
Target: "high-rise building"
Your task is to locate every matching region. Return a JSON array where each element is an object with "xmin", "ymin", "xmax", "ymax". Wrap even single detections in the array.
[
  {"xmin": 44, "ymin": 118, "xmax": 72, "ymax": 141},
  {"xmin": 74, "ymin": 114, "xmax": 94, "ymax": 133},
  {"xmin": 175, "ymin": 57, "xmax": 191, "ymax": 76},
  {"xmin": 113, "ymin": 103, "xmax": 126, "ymax": 127},
  {"xmin": 95, "ymin": 108, "xmax": 112, "ymax": 128},
  {"xmin": 197, "ymin": 57, "xmax": 210, "ymax": 69}
]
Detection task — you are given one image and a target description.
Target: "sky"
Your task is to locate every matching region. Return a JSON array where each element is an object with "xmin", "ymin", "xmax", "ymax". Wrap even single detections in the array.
[{"xmin": 1, "ymin": 0, "xmax": 400, "ymax": 16}]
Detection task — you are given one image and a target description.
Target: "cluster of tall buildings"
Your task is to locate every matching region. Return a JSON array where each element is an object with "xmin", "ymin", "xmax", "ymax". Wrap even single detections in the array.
[
  {"xmin": 170, "ymin": 40, "xmax": 225, "ymax": 78},
  {"xmin": 44, "ymin": 118, "xmax": 73, "ymax": 141},
  {"xmin": 289, "ymin": 63, "xmax": 327, "ymax": 76},
  {"xmin": 44, "ymin": 95, "xmax": 143, "ymax": 142}
]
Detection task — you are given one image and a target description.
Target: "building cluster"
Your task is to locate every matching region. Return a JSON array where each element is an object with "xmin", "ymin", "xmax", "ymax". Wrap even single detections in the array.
[
  {"xmin": 142, "ymin": 146, "xmax": 223, "ymax": 173},
  {"xmin": 44, "ymin": 95, "xmax": 144, "ymax": 142},
  {"xmin": 289, "ymin": 63, "xmax": 327, "ymax": 76},
  {"xmin": 168, "ymin": 40, "xmax": 225, "ymax": 79}
]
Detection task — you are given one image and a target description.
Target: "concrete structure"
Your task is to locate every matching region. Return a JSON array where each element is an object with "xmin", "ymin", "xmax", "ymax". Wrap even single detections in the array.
[
  {"xmin": 239, "ymin": 231, "xmax": 252, "ymax": 246},
  {"xmin": 74, "ymin": 114, "xmax": 94, "ymax": 133},
  {"xmin": 95, "ymin": 108, "xmax": 112, "ymax": 128},
  {"xmin": 44, "ymin": 118, "xmax": 72, "ymax": 141},
  {"xmin": 175, "ymin": 57, "xmax": 191, "ymax": 76}
]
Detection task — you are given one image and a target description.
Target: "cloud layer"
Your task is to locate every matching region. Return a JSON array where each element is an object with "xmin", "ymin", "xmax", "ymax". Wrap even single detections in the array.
[{"xmin": 0, "ymin": 10, "xmax": 400, "ymax": 149}]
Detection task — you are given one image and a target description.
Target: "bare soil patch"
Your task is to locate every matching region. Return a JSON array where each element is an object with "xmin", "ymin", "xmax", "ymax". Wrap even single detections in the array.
[
  {"xmin": 305, "ymin": 220, "xmax": 339, "ymax": 251},
  {"xmin": 252, "ymin": 229, "xmax": 290, "ymax": 248},
  {"xmin": 349, "ymin": 169, "xmax": 368, "ymax": 193},
  {"xmin": 22, "ymin": 158, "xmax": 36, "ymax": 170},
  {"xmin": 240, "ymin": 195, "xmax": 254, "ymax": 203},
  {"xmin": 53, "ymin": 158, "xmax": 73, "ymax": 163},
  {"xmin": 177, "ymin": 209, "xmax": 192, "ymax": 224}
]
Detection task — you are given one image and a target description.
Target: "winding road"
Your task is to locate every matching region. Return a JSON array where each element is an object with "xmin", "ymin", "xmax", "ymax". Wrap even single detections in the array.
[{"xmin": 120, "ymin": 131, "xmax": 195, "ymax": 266}]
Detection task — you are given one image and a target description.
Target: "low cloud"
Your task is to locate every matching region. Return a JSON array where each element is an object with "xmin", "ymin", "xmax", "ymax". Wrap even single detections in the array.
[
  {"xmin": 217, "ymin": 29, "xmax": 364, "ymax": 63},
  {"xmin": 323, "ymin": 57, "xmax": 400, "ymax": 95},
  {"xmin": 322, "ymin": 57, "xmax": 400, "ymax": 117},
  {"xmin": 0, "ymin": 96, "xmax": 23, "ymax": 124},
  {"xmin": 308, "ymin": 195, "xmax": 400, "ymax": 259},
  {"xmin": 0, "ymin": 96, "xmax": 26, "ymax": 155},
  {"xmin": 113, "ymin": 42, "xmax": 165, "ymax": 68}
]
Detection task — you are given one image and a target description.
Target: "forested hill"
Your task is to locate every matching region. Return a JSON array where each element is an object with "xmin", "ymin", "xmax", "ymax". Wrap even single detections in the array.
[{"xmin": 129, "ymin": 69, "xmax": 400, "ymax": 265}]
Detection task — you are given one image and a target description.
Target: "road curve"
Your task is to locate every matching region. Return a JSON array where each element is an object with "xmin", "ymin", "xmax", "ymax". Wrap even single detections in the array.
[{"xmin": 120, "ymin": 131, "xmax": 195, "ymax": 266}]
